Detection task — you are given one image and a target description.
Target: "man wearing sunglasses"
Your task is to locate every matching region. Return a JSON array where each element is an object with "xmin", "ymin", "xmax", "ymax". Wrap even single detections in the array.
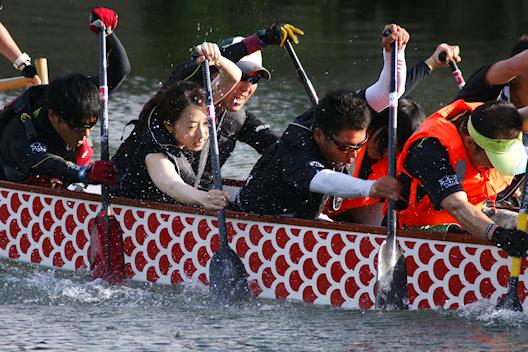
[
  {"xmin": 156, "ymin": 23, "xmax": 302, "ymax": 190},
  {"xmin": 232, "ymin": 89, "xmax": 400, "ymax": 219},
  {"xmin": 0, "ymin": 8, "xmax": 129, "ymax": 189}
]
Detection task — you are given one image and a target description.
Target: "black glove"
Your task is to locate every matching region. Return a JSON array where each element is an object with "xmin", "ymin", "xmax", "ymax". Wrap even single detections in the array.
[
  {"xmin": 21, "ymin": 64, "xmax": 37, "ymax": 78},
  {"xmin": 256, "ymin": 22, "xmax": 303, "ymax": 47},
  {"xmin": 491, "ymin": 226, "xmax": 528, "ymax": 257}
]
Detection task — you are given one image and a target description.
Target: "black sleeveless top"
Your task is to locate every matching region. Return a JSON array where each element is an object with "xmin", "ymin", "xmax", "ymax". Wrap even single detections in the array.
[{"xmin": 114, "ymin": 107, "xmax": 197, "ymax": 204}]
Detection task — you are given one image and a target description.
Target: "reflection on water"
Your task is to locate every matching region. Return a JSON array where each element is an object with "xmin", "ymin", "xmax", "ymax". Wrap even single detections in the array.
[{"xmin": 2, "ymin": 1, "xmax": 528, "ymax": 350}]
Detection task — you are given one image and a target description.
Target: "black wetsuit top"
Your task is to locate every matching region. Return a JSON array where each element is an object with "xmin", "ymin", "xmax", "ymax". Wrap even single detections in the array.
[
  {"xmin": 0, "ymin": 33, "xmax": 130, "ymax": 184},
  {"xmin": 232, "ymin": 108, "xmax": 329, "ymax": 218},
  {"xmin": 114, "ymin": 107, "xmax": 197, "ymax": 204}
]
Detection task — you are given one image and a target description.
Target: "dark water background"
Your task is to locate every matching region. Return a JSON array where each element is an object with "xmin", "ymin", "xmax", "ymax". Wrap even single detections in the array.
[{"xmin": 1, "ymin": 1, "xmax": 528, "ymax": 350}]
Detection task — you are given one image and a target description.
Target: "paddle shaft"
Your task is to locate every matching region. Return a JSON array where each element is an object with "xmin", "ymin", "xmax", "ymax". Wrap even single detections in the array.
[
  {"xmin": 284, "ymin": 39, "xmax": 319, "ymax": 106},
  {"xmin": 387, "ymin": 41, "xmax": 398, "ymax": 243},
  {"xmin": 495, "ymin": 119, "xmax": 528, "ymax": 311},
  {"xmin": 438, "ymin": 52, "xmax": 465, "ymax": 89},
  {"xmin": 98, "ymin": 29, "xmax": 111, "ymax": 272},
  {"xmin": 497, "ymin": 164, "xmax": 528, "ymax": 308},
  {"xmin": 202, "ymin": 61, "xmax": 228, "ymax": 248},
  {"xmin": 0, "ymin": 76, "xmax": 30, "ymax": 92}
]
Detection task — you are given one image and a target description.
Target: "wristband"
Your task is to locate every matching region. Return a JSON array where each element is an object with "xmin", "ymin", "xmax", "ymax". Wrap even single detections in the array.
[
  {"xmin": 13, "ymin": 52, "xmax": 31, "ymax": 71},
  {"xmin": 484, "ymin": 223, "xmax": 497, "ymax": 241},
  {"xmin": 78, "ymin": 166, "xmax": 90, "ymax": 184}
]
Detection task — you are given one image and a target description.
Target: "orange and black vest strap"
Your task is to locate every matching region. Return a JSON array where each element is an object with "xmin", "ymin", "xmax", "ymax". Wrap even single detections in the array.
[
  {"xmin": 324, "ymin": 145, "xmax": 387, "ymax": 217},
  {"xmin": 396, "ymin": 99, "xmax": 513, "ymax": 228}
]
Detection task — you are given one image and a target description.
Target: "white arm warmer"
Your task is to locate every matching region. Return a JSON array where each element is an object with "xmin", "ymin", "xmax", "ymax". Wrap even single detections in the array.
[
  {"xmin": 309, "ymin": 169, "xmax": 374, "ymax": 198},
  {"xmin": 365, "ymin": 48, "xmax": 407, "ymax": 112}
]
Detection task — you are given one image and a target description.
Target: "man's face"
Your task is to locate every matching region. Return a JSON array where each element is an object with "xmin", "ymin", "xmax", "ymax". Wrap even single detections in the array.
[
  {"xmin": 314, "ymin": 127, "xmax": 368, "ymax": 168},
  {"xmin": 222, "ymin": 71, "xmax": 260, "ymax": 112},
  {"xmin": 464, "ymin": 136, "xmax": 493, "ymax": 170},
  {"xmin": 49, "ymin": 111, "xmax": 97, "ymax": 149}
]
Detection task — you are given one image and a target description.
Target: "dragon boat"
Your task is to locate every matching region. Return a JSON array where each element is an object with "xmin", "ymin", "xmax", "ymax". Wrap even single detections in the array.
[{"xmin": 0, "ymin": 179, "xmax": 525, "ymax": 310}]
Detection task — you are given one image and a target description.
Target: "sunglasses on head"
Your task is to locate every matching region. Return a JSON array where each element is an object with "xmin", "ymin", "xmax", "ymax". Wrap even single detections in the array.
[
  {"xmin": 241, "ymin": 73, "xmax": 262, "ymax": 85},
  {"xmin": 328, "ymin": 133, "xmax": 368, "ymax": 153}
]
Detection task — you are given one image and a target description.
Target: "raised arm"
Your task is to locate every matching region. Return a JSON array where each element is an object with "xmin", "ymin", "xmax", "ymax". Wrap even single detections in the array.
[
  {"xmin": 365, "ymin": 24, "xmax": 408, "ymax": 112},
  {"xmin": 0, "ymin": 22, "xmax": 40, "ymax": 84},
  {"xmin": 485, "ymin": 49, "xmax": 528, "ymax": 85},
  {"xmin": 194, "ymin": 42, "xmax": 241, "ymax": 103},
  {"xmin": 404, "ymin": 43, "xmax": 461, "ymax": 97},
  {"xmin": 163, "ymin": 22, "xmax": 303, "ymax": 87},
  {"xmin": 88, "ymin": 8, "xmax": 130, "ymax": 94}
]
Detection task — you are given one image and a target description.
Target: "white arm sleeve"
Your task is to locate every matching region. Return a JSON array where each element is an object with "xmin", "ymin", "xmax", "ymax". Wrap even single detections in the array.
[
  {"xmin": 365, "ymin": 48, "xmax": 407, "ymax": 112},
  {"xmin": 309, "ymin": 169, "xmax": 374, "ymax": 198}
]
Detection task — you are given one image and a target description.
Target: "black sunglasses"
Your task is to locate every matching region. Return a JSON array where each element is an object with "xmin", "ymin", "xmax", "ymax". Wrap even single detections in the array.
[
  {"xmin": 241, "ymin": 73, "xmax": 261, "ymax": 85},
  {"xmin": 60, "ymin": 118, "xmax": 97, "ymax": 132},
  {"xmin": 328, "ymin": 133, "xmax": 368, "ymax": 153}
]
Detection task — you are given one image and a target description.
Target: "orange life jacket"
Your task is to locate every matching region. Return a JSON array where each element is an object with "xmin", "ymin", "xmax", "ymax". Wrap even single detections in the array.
[
  {"xmin": 324, "ymin": 145, "xmax": 387, "ymax": 216},
  {"xmin": 397, "ymin": 99, "xmax": 513, "ymax": 228}
]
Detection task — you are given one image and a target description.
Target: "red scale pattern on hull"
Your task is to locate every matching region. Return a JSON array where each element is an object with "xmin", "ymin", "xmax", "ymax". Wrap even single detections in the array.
[{"xmin": 0, "ymin": 185, "xmax": 525, "ymax": 311}]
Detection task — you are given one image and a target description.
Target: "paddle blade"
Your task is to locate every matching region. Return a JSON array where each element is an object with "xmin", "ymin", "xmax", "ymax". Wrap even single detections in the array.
[
  {"xmin": 209, "ymin": 245, "xmax": 249, "ymax": 304},
  {"xmin": 90, "ymin": 214, "xmax": 126, "ymax": 285},
  {"xmin": 375, "ymin": 237, "xmax": 409, "ymax": 310},
  {"xmin": 496, "ymin": 277, "xmax": 523, "ymax": 312}
]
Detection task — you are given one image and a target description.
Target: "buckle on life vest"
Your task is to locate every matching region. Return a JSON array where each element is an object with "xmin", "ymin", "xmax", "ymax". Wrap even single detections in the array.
[{"xmin": 331, "ymin": 196, "xmax": 343, "ymax": 211}]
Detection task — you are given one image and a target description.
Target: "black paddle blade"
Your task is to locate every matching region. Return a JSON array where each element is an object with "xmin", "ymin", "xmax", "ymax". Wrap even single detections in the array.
[
  {"xmin": 375, "ymin": 238, "xmax": 409, "ymax": 310},
  {"xmin": 209, "ymin": 245, "xmax": 249, "ymax": 304},
  {"xmin": 496, "ymin": 277, "xmax": 523, "ymax": 312}
]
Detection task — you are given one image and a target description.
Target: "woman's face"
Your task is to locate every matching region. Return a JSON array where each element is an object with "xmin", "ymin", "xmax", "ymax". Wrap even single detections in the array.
[{"xmin": 167, "ymin": 104, "xmax": 209, "ymax": 151}]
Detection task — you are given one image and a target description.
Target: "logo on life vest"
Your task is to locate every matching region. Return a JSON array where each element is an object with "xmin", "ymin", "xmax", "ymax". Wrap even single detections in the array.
[
  {"xmin": 30, "ymin": 142, "xmax": 47, "ymax": 153},
  {"xmin": 20, "ymin": 112, "xmax": 31, "ymax": 122},
  {"xmin": 309, "ymin": 161, "xmax": 324, "ymax": 168}
]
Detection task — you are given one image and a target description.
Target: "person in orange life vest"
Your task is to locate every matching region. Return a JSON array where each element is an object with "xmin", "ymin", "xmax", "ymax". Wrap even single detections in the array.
[
  {"xmin": 396, "ymin": 100, "xmax": 528, "ymax": 257},
  {"xmin": 455, "ymin": 35, "xmax": 528, "ymax": 209},
  {"xmin": 323, "ymin": 42, "xmax": 461, "ymax": 224},
  {"xmin": 326, "ymin": 98, "xmax": 426, "ymax": 224}
]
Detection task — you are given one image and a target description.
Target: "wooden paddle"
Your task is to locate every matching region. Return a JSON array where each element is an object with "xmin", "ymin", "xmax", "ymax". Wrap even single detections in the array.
[
  {"xmin": 89, "ymin": 26, "xmax": 125, "ymax": 284},
  {"xmin": 438, "ymin": 52, "xmax": 465, "ymax": 89},
  {"xmin": 202, "ymin": 60, "xmax": 249, "ymax": 303},
  {"xmin": 375, "ymin": 36, "xmax": 409, "ymax": 310},
  {"xmin": 284, "ymin": 39, "xmax": 319, "ymax": 106},
  {"xmin": 34, "ymin": 58, "xmax": 49, "ymax": 84},
  {"xmin": 0, "ymin": 76, "xmax": 31, "ymax": 92},
  {"xmin": 495, "ymin": 172, "xmax": 528, "ymax": 311},
  {"xmin": 0, "ymin": 57, "xmax": 49, "ymax": 93}
]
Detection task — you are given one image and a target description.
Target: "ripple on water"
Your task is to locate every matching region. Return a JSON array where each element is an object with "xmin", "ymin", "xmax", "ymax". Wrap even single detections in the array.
[{"xmin": 1, "ymin": 259, "xmax": 528, "ymax": 351}]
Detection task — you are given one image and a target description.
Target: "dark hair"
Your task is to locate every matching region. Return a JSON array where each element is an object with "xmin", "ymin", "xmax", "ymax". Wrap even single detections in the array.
[
  {"xmin": 369, "ymin": 98, "xmax": 426, "ymax": 153},
  {"xmin": 138, "ymin": 81, "xmax": 205, "ymax": 127},
  {"xmin": 511, "ymin": 35, "xmax": 528, "ymax": 57},
  {"xmin": 45, "ymin": 73, "xmax": 99, "ymax": 127},
  {"xmin": 313, "ymin": 89, "xmax": 371, "ymax": 137},
  {"xmin": 470, "ymin": 101, "xmax": 522, "ymax": 139}
]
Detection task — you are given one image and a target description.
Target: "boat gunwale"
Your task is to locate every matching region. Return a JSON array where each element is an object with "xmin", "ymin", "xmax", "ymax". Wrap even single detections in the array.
[{"xmin": 0, "ymin": 180, "xmax": 491, "ymax": 247}]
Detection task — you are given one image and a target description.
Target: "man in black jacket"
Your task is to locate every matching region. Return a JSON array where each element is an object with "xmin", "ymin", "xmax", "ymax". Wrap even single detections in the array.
[{"xmin": 0, "ymin": 8, "xmax": 129, "ymax": 188}]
